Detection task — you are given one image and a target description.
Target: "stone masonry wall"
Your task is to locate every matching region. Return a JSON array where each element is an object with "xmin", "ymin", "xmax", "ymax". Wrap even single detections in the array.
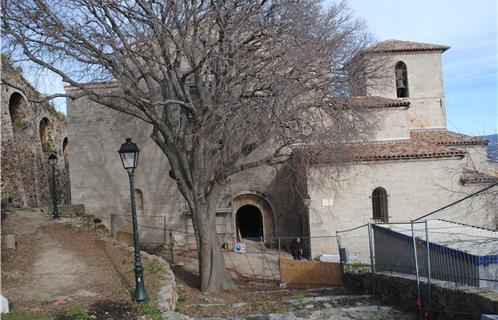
[
  {"xmin": 1, "ymin": 56, "xmax": 70, "ymax": 209},
  {"xmin": 306, "ymin": 154, "xmax": 496, "ymax": 258},
  {"xmin": 344, "ymin": 272, "xmax": 498, "ymax": 319},
  {"xmin": 367, "ymin": 51, "xmax": 447, "ymax": 130},
  {"xmin": 66, "ymin": 84, "xmax": 300, "ymax": 242}
]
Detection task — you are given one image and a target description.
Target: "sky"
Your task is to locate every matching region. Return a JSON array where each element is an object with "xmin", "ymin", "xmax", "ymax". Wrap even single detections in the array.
[
  {"xmin": 331, "ymin": 0, "xmax": 498, "ymax": 136},
  {"xmin": 21, "ymin": 0, "xmax": 498, "ymax": 136}
]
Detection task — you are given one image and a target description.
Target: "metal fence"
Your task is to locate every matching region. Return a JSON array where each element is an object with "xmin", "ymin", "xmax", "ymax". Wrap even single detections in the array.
[
  {"xmin": 337, "ymin": 218, "xmax": 498, "ymax": 317},
  {"xmin": 109, "ymin": 214, "xmax": 337, "ymax": 282}
]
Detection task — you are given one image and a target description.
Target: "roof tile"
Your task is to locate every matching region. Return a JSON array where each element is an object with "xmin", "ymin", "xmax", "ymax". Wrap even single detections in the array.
[
  {"xmin": 297, "ymin": 130, "xmax": 486, "ymax": 164},
  {"xmin": 367, "ymin": 40, "xmax": 450, "ymax": 53}
]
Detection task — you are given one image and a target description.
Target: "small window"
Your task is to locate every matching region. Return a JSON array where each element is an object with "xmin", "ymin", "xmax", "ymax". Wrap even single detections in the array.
[
  {"xmin": 372, "ymin": 187, "xmax": 389, "ymax": 222},
  {"xmin": 395, "ymin": 61, "xmax": 409, "ymax": 98}
]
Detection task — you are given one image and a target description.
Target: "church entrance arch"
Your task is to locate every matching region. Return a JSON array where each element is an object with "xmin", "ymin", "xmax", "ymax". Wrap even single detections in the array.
[
  {"xmin": 233, "ymin": 193, "xmax": 274, "ymax": 241},
  {"xmin": 236, "ymin": 205, "xmax": 263, "ymax": 239}
]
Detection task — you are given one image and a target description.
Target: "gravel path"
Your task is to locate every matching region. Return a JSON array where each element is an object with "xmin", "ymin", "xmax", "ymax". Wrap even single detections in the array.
[{"xmin": 1, "ymin": 209, "xmax": 166, "ymax": 318}]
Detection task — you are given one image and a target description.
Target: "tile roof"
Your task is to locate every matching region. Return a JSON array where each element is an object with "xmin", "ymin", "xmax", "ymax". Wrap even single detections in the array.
[
  {"xmin": 411, "ymin": 130, "xmax": 488, "ymax": 146},
  {"xmin": 297, "ymin": 130, "xmax": 486, "ymax": 164},
  {"xmin": 335, "ymin": 96, "xmax": 410, "ymax": 108},
  {"xmin": 460, "ymin": 169, "xmax": 498, "ymax": 185},
  {"xmin": 366, "ymin": 40, "xmax": 450, "ymax": 53}
]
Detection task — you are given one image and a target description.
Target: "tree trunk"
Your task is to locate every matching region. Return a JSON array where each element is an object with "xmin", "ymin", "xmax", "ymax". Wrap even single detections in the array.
[{"xmin": 194, "ymin": 204, "xmax": 235, "ymax": 292}]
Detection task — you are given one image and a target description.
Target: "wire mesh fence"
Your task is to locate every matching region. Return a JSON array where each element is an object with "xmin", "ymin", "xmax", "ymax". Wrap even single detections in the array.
[
  {"xmin": 336, "ymin": 217, "xmax": 498, "ymax": 317},
  {"xmin": 109, "ymin": 214, "xmax": 337, "ymax": 282}
]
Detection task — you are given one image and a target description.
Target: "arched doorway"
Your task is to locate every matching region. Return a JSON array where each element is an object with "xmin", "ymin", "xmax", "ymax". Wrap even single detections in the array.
[
  {"xmin": 236, "ymin": 205, "xmax": 263, "ymax": 239},
  {"xmin": 233, "ymin": 193, "xmax": 274, "ymax": 241}
]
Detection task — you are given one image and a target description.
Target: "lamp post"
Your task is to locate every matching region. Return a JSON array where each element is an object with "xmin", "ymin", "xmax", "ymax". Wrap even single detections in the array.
[
  {"xmin": 118, "ymin": 138, "xmax": 148, "ymax": 304},
  {"xmin": 48, "ymin": 154, "xmax": 60, "ymax": 219}
]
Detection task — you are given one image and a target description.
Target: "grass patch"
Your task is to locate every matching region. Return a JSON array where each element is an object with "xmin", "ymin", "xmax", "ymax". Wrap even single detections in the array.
[
  {"xmin": 136, "ymin": 303, "xmax": 162, "ymax": 320},
  {"xmin": 250, "ymin": 299, "xmax": 263, "ymax": 312},
  {"xmin": 145, "ymin": 260, "xmax": 164, "ymax": 275},
  {"xmin": 3, "ymin": 309, "xmax": 51, "ymax": 320},
  {"xmin": 271, "ymin": 304, "xmax": 286, "ymax": 313},
  {"xmin": 296, "ymin": 293, "xmax": 305, "ymax": 309},
  {"xmin": 65, "ymin": 303, "xmax": 88, "ymax": 320},
  {"xmin": 175, "ymin": 297, "xmax": 185, "ymax": 312}
]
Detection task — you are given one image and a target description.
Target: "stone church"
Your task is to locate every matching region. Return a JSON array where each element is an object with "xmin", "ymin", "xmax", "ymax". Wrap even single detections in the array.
[{"xmin": 66, "ymin": 40, "xmax": 497, "ymax": 257}]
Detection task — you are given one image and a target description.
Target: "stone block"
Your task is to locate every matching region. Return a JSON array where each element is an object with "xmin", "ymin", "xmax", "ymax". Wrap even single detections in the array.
[{"xmin": 4, "ymin": 235, "xmax": 15, "ymax": 249}]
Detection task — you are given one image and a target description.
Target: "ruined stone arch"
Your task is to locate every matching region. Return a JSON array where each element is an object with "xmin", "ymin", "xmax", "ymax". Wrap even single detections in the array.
[
  {"xmin": 8, "ymin": 92, "xmax": 28, "ymax": 131},
  {"xmin": 233, "ymin": 191, "xmax": 275, "ymax": 240},
  {"xmin": 62, "ymin": 137, "xmax": 68, "ymax": 164},
  {"xmin": 39, "ymin": 117, "xmax": 54, "ymax": 152}
]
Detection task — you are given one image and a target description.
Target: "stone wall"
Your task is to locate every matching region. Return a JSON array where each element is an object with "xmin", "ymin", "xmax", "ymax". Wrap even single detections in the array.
[
  {"xmin": 306, "ymin": 155, "xmax": 496, "ymax": 258},
  {"xmin": 344, "ymin": 272, "xmax": 498, "ymax": 319},
  {"xmin": 369, "ymin": 106, "xmax": 410, "ymax": 141},
  {"xmin": 1, "ymin": 56, "xmax": 70, "ymax": 209},
  {"xmin": 66, "ymin": 86, "xmax": 300, "ymax": 242},
  {"xmin": 366, "ymin": 51, "xmax": 446, "ymax": 130}
]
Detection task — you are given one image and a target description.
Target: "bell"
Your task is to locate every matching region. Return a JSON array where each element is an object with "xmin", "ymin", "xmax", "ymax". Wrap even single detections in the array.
[{"xmin": 396, "ymin": 79, "xmax": 405, "ymax": 89}]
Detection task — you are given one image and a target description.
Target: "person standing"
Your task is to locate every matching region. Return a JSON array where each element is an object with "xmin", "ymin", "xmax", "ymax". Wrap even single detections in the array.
[{"xmin": 290, "ymin": 238, "xmax": 304, "ymax": 260}]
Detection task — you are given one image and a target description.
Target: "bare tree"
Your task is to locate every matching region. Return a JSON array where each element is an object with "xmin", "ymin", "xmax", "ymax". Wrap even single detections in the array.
[{"xmin": 3, "ymin": 0, "xmax": 375, "ymax": 291}]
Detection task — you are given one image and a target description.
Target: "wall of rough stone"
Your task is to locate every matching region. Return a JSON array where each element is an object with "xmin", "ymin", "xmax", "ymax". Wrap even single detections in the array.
[
  {"xmin": 344, "ymin": 272, "xmax": 498, "ymax": 319},
  {"xmin": 1, "ymin": 57, "xmax": 70, "ymax": 209}
]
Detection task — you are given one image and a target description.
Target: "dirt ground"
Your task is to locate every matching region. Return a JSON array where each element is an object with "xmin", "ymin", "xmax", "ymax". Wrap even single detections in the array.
[
  {"xmin": 1, "ymin": 209, "xmax": 416, "ymax": 319},
  {"xmin": 1, "ymin": 209, "xmax": 167, "ymax": 319},
  {"xmin": 168, "ymin": 261, "xmax": 415, "ymax": 319}
]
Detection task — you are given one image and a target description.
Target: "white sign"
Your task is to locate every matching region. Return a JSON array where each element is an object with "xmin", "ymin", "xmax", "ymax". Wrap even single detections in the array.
[
  {"xmin": 234, "ymin": 242, "xmax": 246, "ymax": 253},
  {"xmin": 322, "ymin": 199, "xmax": 333, "ymax": 207}
]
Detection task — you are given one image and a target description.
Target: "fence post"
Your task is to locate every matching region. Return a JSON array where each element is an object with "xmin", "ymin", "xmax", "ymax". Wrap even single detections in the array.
[
  {"xmin": 163, "ymin": 216, "xmax": 167, "ymax": 246},
  {"xmin": 169, "ymin": 229, "xmax": 174, "ymax": 265},
  {"xmin": 278, "ymin": 237, "xmax": 281, "ymax": 261},
  {"xmin": 425, "ymin": 219, "xmax": 432, "ymax": 312},
  {"xmin": 110, "ymin": 214, "xmax": 115, "ymax": 239},
  {"xmin": 367, "ymin": 223, "xmax": 376, "ymax": 295},
  {"xmin": 336, "ymin": 231, "xmax": 343, "ymax": 275},
  {"xmin": 261, "ymin": 236, "xmax": 266, "ymax": 284},
  {"xmin": 410, "ymin": 220, "xmax": 422, "ymax": 315}
]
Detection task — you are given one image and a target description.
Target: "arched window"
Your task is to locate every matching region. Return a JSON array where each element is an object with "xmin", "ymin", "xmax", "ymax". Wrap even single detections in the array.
[
  {"xmin": 8, "ymin": 92, "xmax": 28, "ymax": 131},
  {"xmin": 372, "ymin": 187, "xmax": 389, "ymax": 222},
  {"xmin": 39, "ymin": 118, "xmax": 54, "ymax": 152},
  {"xmin": 395, "ymin": 61, "xmax": 409, "ymax": 98},
  {"xmin": 62, "ymin": 137, "xmax": 69, "ymax": 165},
  {"xmin": 135, "ymin": 188, "xmax": 144, "ymax": 211}
]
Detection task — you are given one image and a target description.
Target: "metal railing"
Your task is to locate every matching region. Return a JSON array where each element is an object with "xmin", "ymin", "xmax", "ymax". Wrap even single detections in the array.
[{"xmin": 109, "ymin": 214, "xmax": 337, "ymax": 282}]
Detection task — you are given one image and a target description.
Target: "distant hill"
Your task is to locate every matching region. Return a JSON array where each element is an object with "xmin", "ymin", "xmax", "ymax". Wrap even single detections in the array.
[{"xmin": 481, "ymin": 134, "xmax": 498, "ymax": 160}]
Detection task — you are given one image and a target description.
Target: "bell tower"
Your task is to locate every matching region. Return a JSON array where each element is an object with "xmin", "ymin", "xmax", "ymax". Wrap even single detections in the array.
[{"xmin": 361, "ymin": 40, "xmax": 450, "ymax": 130}]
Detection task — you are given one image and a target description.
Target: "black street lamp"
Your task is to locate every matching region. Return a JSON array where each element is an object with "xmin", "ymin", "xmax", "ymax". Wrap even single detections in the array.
[
  {"xmin": 48, "ymin": 154, "xmax": 60, "ymax": 219},
  {"xmin": 118, "ymin": 138, "xmax": 148, "ymax": 304}
]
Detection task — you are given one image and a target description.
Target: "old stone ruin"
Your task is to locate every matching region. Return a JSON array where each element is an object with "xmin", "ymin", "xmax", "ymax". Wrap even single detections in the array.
[{"xmin": 1, "ymin": 55, "xmax": 70, "ymax": 210}]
